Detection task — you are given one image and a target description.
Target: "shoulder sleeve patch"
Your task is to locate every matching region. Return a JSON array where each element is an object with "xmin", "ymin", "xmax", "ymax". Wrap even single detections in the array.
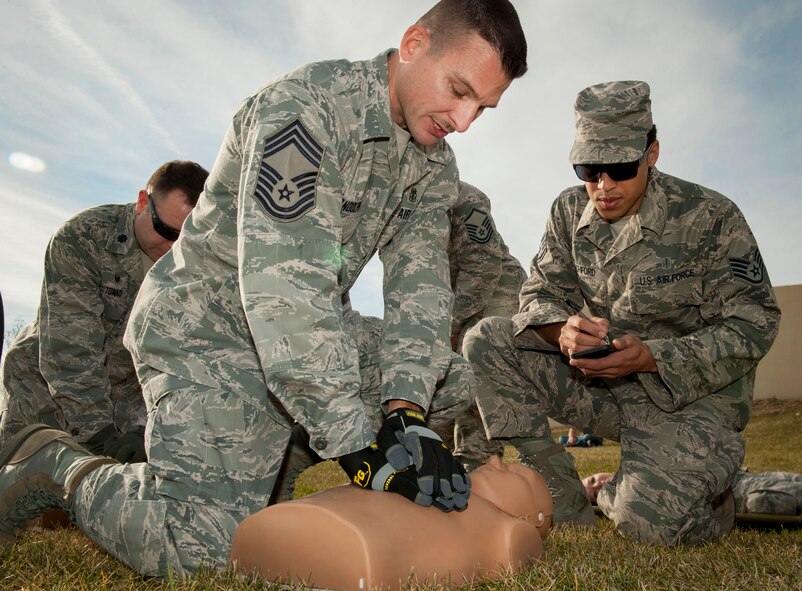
[
  {"xmin": 464, "ymin": 208, "xmax": 494, "ymax": 244},
  {"xmin": 728, "ymin": 248, "xmax": 765, "ymax": 285},
  {"xmin": 253, "ymin": 118, "xmax": 324, "ymax": 222}
]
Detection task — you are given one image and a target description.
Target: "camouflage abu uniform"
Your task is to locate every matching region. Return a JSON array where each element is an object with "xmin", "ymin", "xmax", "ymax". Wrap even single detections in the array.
[
  {"xmin": 273, "ymin": 182, "xmax": 525, "ymax": 499},
  {"xmin": 464, "ymin": 81, "xmax": 781, "ymax": 543},
  {"xmin": 1, "ymin": 291, "xmax": 4, "ymax": 359},
  {"xmin": 326, "ymin": 182, "xmax": 526, "ymax": 460},
  {"xmin": 731, "ymin": 468, "xmax": 802, "ymax": 516},
  {"xmin": 448, "ymin": 182, "xmax": 526, "ymax": 349},
  {"xmin": 0, "ymin": 204, "xmax": 145, "ymax": 446},
  {"xmin": 447, "ymin": 182, "xmax": 526, "ymax": 465},
  {"xmin": 64, "ymin": 51, "xmax": 464, "ymax": 577}
]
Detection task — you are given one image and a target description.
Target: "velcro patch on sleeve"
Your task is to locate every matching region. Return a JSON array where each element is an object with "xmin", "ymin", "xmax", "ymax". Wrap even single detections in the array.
[
  {"xmin": 464, "ymin": 208, "xmax": 494, "ymax": 244},
  {"xmin": 253, "ymin": 118, "xmax": 324, "ymax": 222},
  {"xmin": 728, "ymin": 248, "xmax": 765, "ymax": 285}
]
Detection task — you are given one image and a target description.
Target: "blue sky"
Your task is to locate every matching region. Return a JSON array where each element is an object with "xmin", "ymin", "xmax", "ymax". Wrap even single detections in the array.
[{"xmin": 1, "ymin": 0, "xmax": 800, "ymax": 328}]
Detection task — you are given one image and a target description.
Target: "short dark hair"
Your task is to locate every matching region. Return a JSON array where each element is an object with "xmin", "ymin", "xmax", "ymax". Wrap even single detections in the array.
[
  {"xmin": 419, "ymin": 0, "xmax": 527, "ymax": 80},
  {"xmin": 646, "ymin": 125, "xmax": 657, "ymax": 148},
  {"xmin": 147, "ymin": 160, "xmax": 209, "ymax": 206}
]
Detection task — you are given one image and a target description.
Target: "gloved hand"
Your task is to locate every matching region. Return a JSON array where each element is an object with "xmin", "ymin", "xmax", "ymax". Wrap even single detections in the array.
[
  {"xmin": 376, "ymin": 408, "xmax": 470, "ymax": 511},
  {"xmin": 104, "ymin": 426, "xmax": 147, "ymax": 463},
  {"xmin": 338, "ymin": 444, "xmax": 432, "ymax": 507},
  {"xmin": 83, "ymin": 424, "xmax": 118, "ymax": 455}
]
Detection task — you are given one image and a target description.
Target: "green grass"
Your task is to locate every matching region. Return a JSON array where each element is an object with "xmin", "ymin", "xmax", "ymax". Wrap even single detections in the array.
[{"xmin": 1, "ymin": 402, "xmax": 800, "ymax": 590}]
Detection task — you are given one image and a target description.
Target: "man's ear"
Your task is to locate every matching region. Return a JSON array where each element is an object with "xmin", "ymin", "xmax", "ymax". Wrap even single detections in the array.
[
  {"xmin": 398, "ymin": 23, "xmax": 430, "ymax": 62},
  {"xmin": 135, "ymin": 189, "xmax": 149, "ymax": 214},
  {"xmin": 647, "ymin": 140, "xmax": 660, "ymax": 167}
]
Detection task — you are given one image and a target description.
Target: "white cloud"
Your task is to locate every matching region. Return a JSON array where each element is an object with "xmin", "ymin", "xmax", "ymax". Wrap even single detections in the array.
[
  {"xmin": 9, "ymin": 152, "xmax": 46, "ymax": 174},
  {"xmin": 34, "ymin": 0, "xmax": 182, "ymax": 155}
]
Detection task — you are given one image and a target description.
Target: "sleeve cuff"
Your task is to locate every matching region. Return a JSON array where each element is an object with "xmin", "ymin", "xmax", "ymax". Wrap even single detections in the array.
[
  {"xmin": 643, "ymin": 338, "xmax": 697, "ymax": 411},
  {"xmin": 305, "ymin": 414, "xmax": 375, "ymax": 460}
]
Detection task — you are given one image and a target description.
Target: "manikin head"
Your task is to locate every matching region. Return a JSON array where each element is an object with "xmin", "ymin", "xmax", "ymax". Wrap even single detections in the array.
[
  {"xmin": 471, "ymin": 455, "xmax": 553, "ymax": 539},
  {"xmin": 388, "ymin": 0, "xmax": 527, "ymax": 146}
]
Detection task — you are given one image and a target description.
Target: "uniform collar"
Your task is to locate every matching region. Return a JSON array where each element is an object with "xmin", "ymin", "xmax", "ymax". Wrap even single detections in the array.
[
  {"xmin": 361, "ymin": 50, "xmax": 395, "ymax": 141},
  {"xmin": 636, "ymin": 168, "xmax": 667, "ymax": 237},
  {"xmin": 106, "ymin": 202, "xmax": 140, "ymax": 255}
]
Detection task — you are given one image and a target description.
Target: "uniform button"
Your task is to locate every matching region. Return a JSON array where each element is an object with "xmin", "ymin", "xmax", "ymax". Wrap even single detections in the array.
[{"xmin": 313, "ymin": 437, "xmax": 327, "ymax": 451}]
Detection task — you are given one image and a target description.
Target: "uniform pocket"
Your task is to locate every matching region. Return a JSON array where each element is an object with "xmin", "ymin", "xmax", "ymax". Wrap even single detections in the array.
[
  {"xmin": 626, "ymin": 264, "xmax": 702, "ymax": 315},
  {"xmin": 179, "ymin": 275, "xmax": 261, "ymax": 372}
]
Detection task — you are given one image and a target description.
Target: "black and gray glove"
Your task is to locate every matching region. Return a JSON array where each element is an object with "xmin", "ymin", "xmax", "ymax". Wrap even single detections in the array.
[
  {"xmin": 83, "ymin": 424, "xmax": 118, "ymax": 455},
  {"xmin": 376, "ymin": 408, "xmax": 470, "ymax": 511},
  {"xmin": 338, "ymin": 443, "xmax": 432, "ymax": 507},
  {"xmin": 104, "ymin": 425, "xmax": 147, "ymax": 463}
]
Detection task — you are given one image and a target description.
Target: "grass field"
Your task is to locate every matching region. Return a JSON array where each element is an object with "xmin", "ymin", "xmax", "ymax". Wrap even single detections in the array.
[{"xmin": 0, "ymin": 400, "xmax": 800, "ymax": 590}]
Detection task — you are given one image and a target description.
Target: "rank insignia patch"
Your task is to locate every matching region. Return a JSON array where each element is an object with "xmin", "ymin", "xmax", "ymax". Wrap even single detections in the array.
[
  {"xmin": 464, "ymin": 208, "xmax": 494, "ymax": 244},
  {"xmin": 729, "ymin": 248, "xmax": 765, "ymax": 285},
  {"xmin": 254, "ymin": 118, "xmax": 323, "ymax": 222}
]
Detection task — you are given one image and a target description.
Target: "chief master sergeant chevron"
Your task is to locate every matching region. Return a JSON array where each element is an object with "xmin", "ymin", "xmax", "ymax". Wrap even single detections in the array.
[
  {"xmin": 0, "ymin": 0, "xmax": 527, "ymax": 577},
  {"xmin": 463, "ymin": 80, "xmax": 781, "ymax": 544}
]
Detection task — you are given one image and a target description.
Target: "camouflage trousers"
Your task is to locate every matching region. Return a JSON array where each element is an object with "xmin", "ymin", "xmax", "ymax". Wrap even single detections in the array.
[
  {"xmin": 445, "ymin": 293, "xmax": 527, "ymax": 468},
  {"xmin": 732, "ymin": 468, "xmax": 802, "ymax": 515},
  {"xmin": 77, "ymin": 316, "xmax": 474, "ymax": 576},
  {"xmin": 71, "ymin": 369, "xmax": 291, "ymax": 577},
  {"xmin": 272, "ymin": 314, "xmax": 475, "ymax": 501},
  {"xmin": 463, "ymin": 316, "xmax": 745, "ymax": 545}
]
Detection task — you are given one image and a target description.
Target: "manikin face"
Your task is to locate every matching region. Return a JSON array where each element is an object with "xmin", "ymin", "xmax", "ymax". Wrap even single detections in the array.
[
  {"xmin": 133, "ymin": 188, "xmax": 194, "ymax": 261},
  {"xmin": 584, "ymin": 141, "xmax": 660, "ymax": 222},
  {"xmin": 582, "ymin": 472, "xmax": 614, "ymax": 504},
  {"xmin": 389, "ymin": 25, "xmax": 512, "ymax": 146}
]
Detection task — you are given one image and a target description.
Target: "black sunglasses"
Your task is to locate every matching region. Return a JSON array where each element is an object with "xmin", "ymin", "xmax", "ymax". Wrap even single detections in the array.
[
  {"xmin": 573, "ymin": 143, "xmax": 652, "ymax": 183},
  {"xmin": 148, "ymin": 194, "xmax": 181, "ymax": 241}
]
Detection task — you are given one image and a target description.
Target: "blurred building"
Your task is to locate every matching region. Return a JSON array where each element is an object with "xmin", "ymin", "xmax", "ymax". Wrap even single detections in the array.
[{"xmin": 755, "ymin": 284, "xmax": 802, "ymax": 400}]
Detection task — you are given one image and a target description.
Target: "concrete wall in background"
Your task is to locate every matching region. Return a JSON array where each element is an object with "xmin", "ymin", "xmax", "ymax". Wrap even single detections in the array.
[{"xmin": 755, "ymin": 284, "xmax": 801, "ymax": 400}]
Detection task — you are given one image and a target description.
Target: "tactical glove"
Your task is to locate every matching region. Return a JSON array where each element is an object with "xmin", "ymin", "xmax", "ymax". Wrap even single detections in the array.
[
  {"xmin": 376, "ymin": 408, "xmax": 470, "ymax": 511},
  {"xmin": 338, "ymin": 444, "xmax": 432, "ymax": 507},
  {"xmin": 83, "ymin": 424, "xmax": 118, "ymax": 455},
  {"xmin": 104, "ymin": 425, "xmax": 147, "ymax": 463}
]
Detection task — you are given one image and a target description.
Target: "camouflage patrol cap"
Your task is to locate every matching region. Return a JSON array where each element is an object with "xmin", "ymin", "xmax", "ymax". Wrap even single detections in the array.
[{"xmin": 569, "ymin": 80, "xmax": 653, "ymax": 165}]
